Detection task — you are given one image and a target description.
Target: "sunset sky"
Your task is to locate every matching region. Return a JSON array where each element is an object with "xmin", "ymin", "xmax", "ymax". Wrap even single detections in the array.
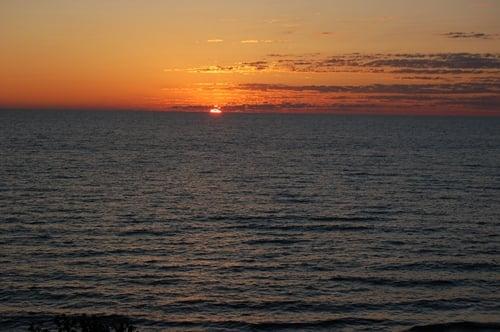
[{"xmin": 1, "ymin": 0, "xmax": 499, "ymax": 114}]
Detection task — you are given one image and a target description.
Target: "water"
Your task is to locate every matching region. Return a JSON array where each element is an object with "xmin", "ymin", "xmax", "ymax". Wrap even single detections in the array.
[{"xmin": 1, "ymin": 110, "xmax": 499, "ymax": 331}]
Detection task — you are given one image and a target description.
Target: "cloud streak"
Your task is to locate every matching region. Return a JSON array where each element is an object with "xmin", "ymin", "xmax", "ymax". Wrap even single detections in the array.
[
  {"xmin": 176, "ymin": 53, "xmax": 500, "ymax": 75},
  {"xmin": 237, "ymin": 82, "xmax": 500, "ymax": 94},
  {"xmin": 442, "ymin": 32, "xmax": 498, "ymax": 40},
  {"xmin": 229, "ymin": 83, "xmax": 500, "ymax": 113},
  {"xmin": 240, "ymin": 39, "xmax": 276, "ymax": 44}
]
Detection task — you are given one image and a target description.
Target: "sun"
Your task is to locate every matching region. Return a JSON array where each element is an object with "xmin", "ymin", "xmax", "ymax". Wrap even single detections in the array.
[{"xmin": 210, "ymin": 106, "xmax": 222, "ymax": 114}]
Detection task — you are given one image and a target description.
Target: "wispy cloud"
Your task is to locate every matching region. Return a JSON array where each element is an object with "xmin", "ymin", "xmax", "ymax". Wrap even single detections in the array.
[
  {"xmin": 240, "ymin": 39, "xmax": 278, "ymax": 44},
  {"xmin": 207, "ymin": 39, "xmax": 224, "ymax": 43},
  {"xmin": 442, "ymin": 32, "xmax": 497, "ymax": 40},
  {"xmin": 228, "ymin": 83, "xmax": 500, "ymax": 113},
  {"xmin": 172, "ymin": 53, "xmax": 500, "ymax": 74},
  {"xmin": 237, "ymin": 82, "xmax": 500, "ymax": 95}
]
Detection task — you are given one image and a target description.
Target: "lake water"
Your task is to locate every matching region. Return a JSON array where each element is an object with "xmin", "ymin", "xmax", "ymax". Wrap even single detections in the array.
[{"xmin": 1, "ymin": 110, "xmax": 499, "ymax": 331}]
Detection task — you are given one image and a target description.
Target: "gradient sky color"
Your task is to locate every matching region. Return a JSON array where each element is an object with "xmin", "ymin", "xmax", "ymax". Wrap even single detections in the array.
[{"xmin": 1, "ymin": 0, "xmax": 499, "ymax": 114}]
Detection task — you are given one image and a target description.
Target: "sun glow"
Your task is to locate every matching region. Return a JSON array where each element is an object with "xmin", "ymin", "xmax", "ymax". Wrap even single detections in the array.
[{"xmin": 210, "ymin": 107, "xmax": 222, "ymax": 114}]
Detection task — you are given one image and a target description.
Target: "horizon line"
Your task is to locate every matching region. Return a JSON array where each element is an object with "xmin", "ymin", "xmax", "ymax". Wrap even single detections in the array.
[{"xmin": 1, "ymin": 107, "xmax": 500, "ymax": 118}]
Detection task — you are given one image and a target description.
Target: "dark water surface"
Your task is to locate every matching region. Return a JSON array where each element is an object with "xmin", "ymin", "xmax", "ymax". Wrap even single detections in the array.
[{"xmin": 1, "ymin": 110, "xmax": 499, "ymax": 331}]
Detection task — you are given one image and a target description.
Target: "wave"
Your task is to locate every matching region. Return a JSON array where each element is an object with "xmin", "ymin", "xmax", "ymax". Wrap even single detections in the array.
[
  {"xmin": 4, "ymin": 313, "xmax": 500, "ymax": 332},
  {"xmin": 330, "ymin": 275, "xmax": 459, "ymax": 288},
  {"xmin": 406, "ymin": 321, "xmax": 500, "ymax": 331},
  {"xmin": 227, "ymin": 223, "xmax": 373, "ymax": 232},
  {"xmin": 146, "ymin": 317, "xmax": 387, "ymax": 331},
  {"xmin": 0, "ymin": 312, "xmax": 388, "ymax": 331}
]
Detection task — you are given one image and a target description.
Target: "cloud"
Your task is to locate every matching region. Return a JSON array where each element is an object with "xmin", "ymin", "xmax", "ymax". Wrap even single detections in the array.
[
  {"xmin": 399, "ymin": 76, "xmax": 444, "ymax": 81},
  {"xmin": 239, "ymin": 39, "xmax": 278, "ymax": 44},
  {"xmin": 442, "ymin": 32, "xmax": 497, "ymax": 40},
  {"xmin": 237, "ymin": 82, "xmax": 500, "ymax": 95},
  {"xmin": 176, "ymin": 53, "xmax": 500, "ymax": 75},
  {"xmin": 207, "ymin": 39, "xmax": 224, "ymax": 43},
  {"xmin": 267, "ymin": 53, "xmax": 293, "ymax": 58},
  {"xmin": 391, "ymin": 68, "xmax": 484, "ymax": 74},
  {"xmin": 228, "ymin": 83, "xmax": 500, "ymax": 113},
  {"xmin": 161, "ymin": 80, "xmax": 500, "ymax": 114},
  {"xmin": 359, "ymin": 53, "xmax": 500, "ymax": 69},
  {"xmin": 162, "ymin": 52, "xmax": 500, "ymax": 114}
]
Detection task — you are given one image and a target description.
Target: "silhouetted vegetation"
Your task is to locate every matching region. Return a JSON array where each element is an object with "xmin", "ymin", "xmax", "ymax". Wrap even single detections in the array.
[{"xmin": 28, "ymin": 314, "xmax": 136, "ymax": 332}]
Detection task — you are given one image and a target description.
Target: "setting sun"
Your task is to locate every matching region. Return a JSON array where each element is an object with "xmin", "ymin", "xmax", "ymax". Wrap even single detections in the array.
[{"xmin": 210, "ymin": 107, "xmax": 222, "ymax": 114}]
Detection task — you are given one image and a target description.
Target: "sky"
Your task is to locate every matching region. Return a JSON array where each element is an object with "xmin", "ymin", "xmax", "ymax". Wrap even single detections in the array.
[{"xmin": 1, "ymin": 0, "xmax": 499, "ymax": 114}]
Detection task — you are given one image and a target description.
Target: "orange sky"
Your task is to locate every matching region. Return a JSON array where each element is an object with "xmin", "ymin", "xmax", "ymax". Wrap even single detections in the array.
[{"xmin": 1, "ymin": 0, "xmax": 499, "ymax": 114}]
